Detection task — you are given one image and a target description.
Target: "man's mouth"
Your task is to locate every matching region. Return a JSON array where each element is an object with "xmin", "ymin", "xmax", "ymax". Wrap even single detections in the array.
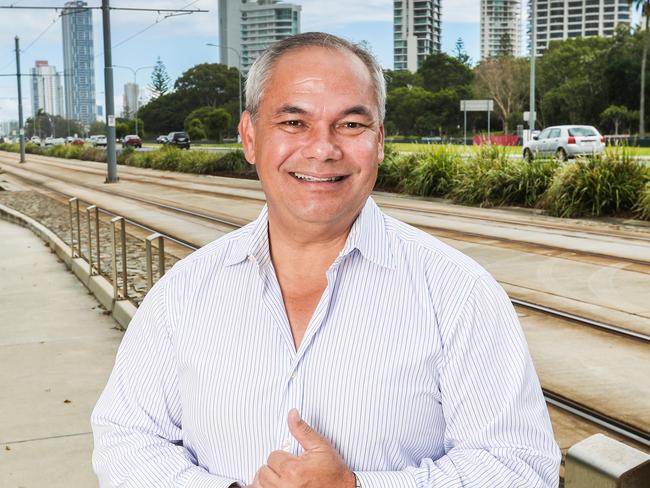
[{"xmin": 290, "ymin": 172, "xmax": 347, "ymax": 183}]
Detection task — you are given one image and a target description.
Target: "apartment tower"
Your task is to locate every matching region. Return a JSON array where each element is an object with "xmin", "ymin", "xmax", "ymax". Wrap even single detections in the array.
[
  {"xmin": 217, "ymin": 0, "xmax": 301, "ymax": 74},
  {"xmin": 480, "ymin": 0, "xmax": 522, "ymax": 59},
  {"xmin": 530, "ymin": 0, "xmax": 632, "ymax": 56},
  {"xmin": 30, "ymin": 60, "xmax": 64, "ymax": 118},
  {"xmin": 61, "ymin": 0, "xmax": 96, "ymax": 125},
  {"xmin": 394, "ymin": 0, "xmax": 442, "ymax": 72}
]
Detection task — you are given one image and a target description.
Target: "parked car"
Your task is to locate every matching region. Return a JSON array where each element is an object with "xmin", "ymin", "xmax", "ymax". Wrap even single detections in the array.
[
  {"xmin": 156, "ymin": 135, "xmax": 168, "ymax": 144},
  {"xmin": 122, "ymin": 134, "xmax": 142, "ymax": 148},
  {"xmin": 70, "ymin": 137, "xmax": 85, "ymax": 145},
  {"xmin": 91, "ymin": 135, "xmax": 107, "ymax": 147},
  {"xmin": 523, "ymin": 125, "xmax": 605, "ymax": 161},
  {"xmin": 165, "ymin": 131, "xmax": 190, "ymax": 150},
  {"xmin": 30, "ymin": 136, "xmax": 41, "ymax": 145}
]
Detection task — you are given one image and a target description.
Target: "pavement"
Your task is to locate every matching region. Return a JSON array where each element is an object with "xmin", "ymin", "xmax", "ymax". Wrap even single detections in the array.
[{"xmin": 0, "ymin": 218, "xmax": 121, "ymax": 488}]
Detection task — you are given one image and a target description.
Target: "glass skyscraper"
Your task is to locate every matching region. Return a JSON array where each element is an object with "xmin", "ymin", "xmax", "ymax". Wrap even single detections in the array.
[{"xmin": 62, "ymin": 0, "xmax": 96, "ymax": 126}]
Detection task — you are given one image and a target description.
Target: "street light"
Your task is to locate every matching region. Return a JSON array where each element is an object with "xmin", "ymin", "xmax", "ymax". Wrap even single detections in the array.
[
  {"xmin": 206, "ymin": 43, "xmax": 243, "ymax": 119},
  {"xmin": 112, "ymin": 64, "xmax": 155, "ymax": 137}
]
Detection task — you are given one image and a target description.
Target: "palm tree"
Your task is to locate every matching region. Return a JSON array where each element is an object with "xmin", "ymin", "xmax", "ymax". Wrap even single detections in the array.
[{"xmin": 632, "ymin": 0, "xmax": 650, "ymax": 136}]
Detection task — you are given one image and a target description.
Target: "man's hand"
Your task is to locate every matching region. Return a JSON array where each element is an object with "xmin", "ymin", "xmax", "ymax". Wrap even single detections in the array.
[{"xmin": 250, "ymin": 409, "xmax": 356, "ymax": 488}]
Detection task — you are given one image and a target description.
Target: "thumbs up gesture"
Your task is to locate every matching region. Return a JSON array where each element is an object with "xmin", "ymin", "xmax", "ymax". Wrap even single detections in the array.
[{"xmin": 250, "ymin": 409, "xmax": 356, "ymax": 488}]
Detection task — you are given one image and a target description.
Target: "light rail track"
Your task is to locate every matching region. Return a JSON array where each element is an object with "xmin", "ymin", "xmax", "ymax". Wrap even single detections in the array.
[
  {"xmin": 544, "ymin": 390, "xmax": 650, "ymax": 449},
  {"xmin": 3, "ymin": 165, "xmax": 650, "ymax": 456},
  {"xmin": 4, "ymin": 152, "xmax": 650, "ymax": 250}
]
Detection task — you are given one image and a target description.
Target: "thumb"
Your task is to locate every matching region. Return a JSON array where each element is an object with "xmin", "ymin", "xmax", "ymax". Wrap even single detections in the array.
[{"xmin": 287, "ymin": 408, "xmax": 329, "ymax": 451}]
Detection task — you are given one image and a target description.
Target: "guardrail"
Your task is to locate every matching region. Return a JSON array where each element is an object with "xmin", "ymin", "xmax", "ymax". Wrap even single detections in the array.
[{"xmin": 67, "ymin": 197, "xmax": 191, "ymax": 301}]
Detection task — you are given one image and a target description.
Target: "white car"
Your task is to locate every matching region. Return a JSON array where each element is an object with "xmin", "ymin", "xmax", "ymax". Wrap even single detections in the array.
[
  {"xmin": 91, "ymin": 135, "xmax": 107, "ymax": 147},
  {"xmin": 523, "ymin": 125, "xmax": 605, "ymax": 161},
  {"xmin": 30, "ymin": 136, "xmax": 41, "ymax": 145}
]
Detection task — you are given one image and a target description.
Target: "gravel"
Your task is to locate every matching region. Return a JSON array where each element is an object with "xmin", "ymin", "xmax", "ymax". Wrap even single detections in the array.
[{"xmin": 0, "ymin": 189, "xmax": 179, "ymax": 305}]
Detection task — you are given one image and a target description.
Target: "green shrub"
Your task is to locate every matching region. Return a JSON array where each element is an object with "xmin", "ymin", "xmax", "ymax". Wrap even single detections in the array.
[
  {"xmin": 448, "ymin": 145, "xmax": 559, "ymax": 207},
  {"xmin": 0, "ymin": 143, "xmax": 19, "ymax": 152},
  {"xmin": 149, "ymin": 146, "xmax": 181, "ymax": 171},
  {"xmin": 541, "ymin": 154, "xmax": 647, "ymax": 217},
  {"xmin": 376, "ymin": 144, "xmax": 418, "ymax": 191},
  {"xmin": 403, "ymin": 146, "xmax": 463, "ymax": 197},
  {"xmin": 634, "ymin": 180, "xmax": 650, "ymax": 220}
]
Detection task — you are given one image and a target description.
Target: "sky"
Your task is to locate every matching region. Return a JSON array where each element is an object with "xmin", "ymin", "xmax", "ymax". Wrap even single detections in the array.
[{"xmin": 0, "ymin": 1, "xmax": 642, "ymax": 125}]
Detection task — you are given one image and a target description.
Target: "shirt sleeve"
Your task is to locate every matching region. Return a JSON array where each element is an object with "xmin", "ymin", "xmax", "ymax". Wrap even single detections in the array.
[
  {"xmin": 91, "ymin": 278, "xmax": 244, "ymax": 488},
  {"xmin": 354, "ymin": 273, "xmax": 561, "ymax": 488}
]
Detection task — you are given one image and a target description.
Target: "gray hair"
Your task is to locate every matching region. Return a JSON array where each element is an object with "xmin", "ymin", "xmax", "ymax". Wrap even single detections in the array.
[{"xmin": 245, "ymin": 32, "xmax": 386, "ymax": 123}]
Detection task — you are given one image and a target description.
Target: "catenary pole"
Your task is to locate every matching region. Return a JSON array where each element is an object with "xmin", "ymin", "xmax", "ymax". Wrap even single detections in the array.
[
  {"xmin": 15, "ymin": 36, "xmax": 25, "ymax": 163},
  {"xmin": 102, "ymin": 0, "xmax": 118, "ymax": 183},
  {"xmin": 529, "ymin": 0, "xmax": 537, "ymax": 138}
]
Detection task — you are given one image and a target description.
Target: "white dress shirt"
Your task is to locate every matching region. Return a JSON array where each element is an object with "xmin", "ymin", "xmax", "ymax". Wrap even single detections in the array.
[{"xmin": 92, "ymin": 197, "xmax": 560, "ymax": 487}]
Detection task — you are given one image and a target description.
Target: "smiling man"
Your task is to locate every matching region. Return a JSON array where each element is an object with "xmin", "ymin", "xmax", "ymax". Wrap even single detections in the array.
[{"xmin": 92, "ymin": 33, "xmax": 560, "ymax": 488}]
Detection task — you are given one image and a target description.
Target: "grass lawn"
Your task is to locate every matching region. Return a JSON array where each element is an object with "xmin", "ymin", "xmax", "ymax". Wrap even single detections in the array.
[{"xmin": 391, "ymin": 142, "xmax": 650, "ymax": 157}]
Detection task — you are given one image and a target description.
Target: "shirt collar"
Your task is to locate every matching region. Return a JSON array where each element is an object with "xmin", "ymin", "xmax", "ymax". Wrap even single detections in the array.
[{"xmin": 224, "ymin": 197, "xmax": 394, "ymax": 270}]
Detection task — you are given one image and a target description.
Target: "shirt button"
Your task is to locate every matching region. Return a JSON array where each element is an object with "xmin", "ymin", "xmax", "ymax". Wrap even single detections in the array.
[
  {"xmin": 290, "ymin": 372, "xmax": 297, "ymax": 380},
  {"xmin": 248, "ymin": 255, "xmax": 256, "ymax": 263},
  {"xmin": 281, "ymin": 439, "xmax": 291, "ymax": 451}
]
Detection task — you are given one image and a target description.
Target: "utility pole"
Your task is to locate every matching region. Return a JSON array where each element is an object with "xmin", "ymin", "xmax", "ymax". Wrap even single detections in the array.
[
  {"xmin": 14, "ymin": 36, "xmax": 25, "ymax": 163},
  {"xmin": 529, "ymin": 0, "xmax": 537, "ymax": 138},
  {"xmin": 102, "ymin": 0, "xmax": 118, "ymax": 183}
]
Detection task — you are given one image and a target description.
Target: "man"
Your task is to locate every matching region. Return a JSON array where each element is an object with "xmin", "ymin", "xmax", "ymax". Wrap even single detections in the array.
[{"xmin": 92, "ymin": 32, "xmax": 560, "ymax": 487}]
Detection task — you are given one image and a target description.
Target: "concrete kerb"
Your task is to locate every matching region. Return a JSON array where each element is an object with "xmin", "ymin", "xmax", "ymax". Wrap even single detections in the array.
[{"xmin": 0, "ymin": 202, "xmax": 136, "ymax": 330}]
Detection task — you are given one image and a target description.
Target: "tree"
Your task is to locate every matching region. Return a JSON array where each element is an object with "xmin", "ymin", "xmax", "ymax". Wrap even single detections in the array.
[
  {"xmin": 418, "ymin": 52, "xmax": 473, "ymax": 99},
  {"xmin": 537, "ymin": 36, "xmax": 610, "ymax": 126},
  {"xmin": 186, "ymin": 118, "xmax": 207, "ymax": 140},
  {"xmin": 184, "ymin": 106, "xmax": 232, "ymax": 141},
  {"xmin": 454, "ymin": 37, "xmax": 471, "ymax": 66},
  {"xmin": 174, "ymin": 63, "xmax": 240, "ymax": 109},
  {"xmin": 383, "ymin": 69, "xmax": 419, "ymax": 92},
  {"xmin": 89, "ymin": 121, "xmax": 107, "ymax": 135},
  {"xmin": 474, "ymin": 56, "xmax": 529, "ymax": 133},
  {"xmin": 600, "ymin": 105, "xmax": 637, "ymax": 134},
  {"xmin": 630, "ymin": 0, "xmax": 650, "ymax": 135},
  {"xmin": 149, "ymin": 57, "xmax": 171, "ymax": 98}
]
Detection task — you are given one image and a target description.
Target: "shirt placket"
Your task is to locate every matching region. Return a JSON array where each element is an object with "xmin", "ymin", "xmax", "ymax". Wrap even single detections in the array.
[{"xmin": 272, "ymin": 258, "xmax": 345, "ymax": 456}]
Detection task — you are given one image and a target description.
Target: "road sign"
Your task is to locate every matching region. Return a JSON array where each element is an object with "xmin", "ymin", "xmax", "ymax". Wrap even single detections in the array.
[
  {"xmin": 523, "ymin": 111, "xmax": 536, "ymax": 122},
  {"xmin": 460, "ymin": 99, "xmax": 494, "ymax": 112}
]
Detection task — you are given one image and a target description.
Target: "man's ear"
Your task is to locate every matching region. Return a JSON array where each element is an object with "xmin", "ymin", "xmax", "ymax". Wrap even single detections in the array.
[
  {"xmin": 377, "ymin": 124, "xmax": 385, "ymax": 165},
  {"xmin": 239, "ymin": 111, "xmax": 256, "ymax": 165}
]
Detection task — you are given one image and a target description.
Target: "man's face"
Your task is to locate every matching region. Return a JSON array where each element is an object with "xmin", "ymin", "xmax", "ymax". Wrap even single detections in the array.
[{"xmin": 240, "ymin": 47, "xmax": 384, "ymax": 230}]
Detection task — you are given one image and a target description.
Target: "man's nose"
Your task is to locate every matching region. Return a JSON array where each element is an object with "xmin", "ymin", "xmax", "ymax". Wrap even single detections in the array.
[{"xmin": 300, "ymin": 124, "xmax": 343, "ymax": 162}]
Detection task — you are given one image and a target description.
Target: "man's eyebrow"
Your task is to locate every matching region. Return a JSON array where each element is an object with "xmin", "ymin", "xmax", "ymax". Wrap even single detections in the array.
[
  {"xmin": 274, "ymin": 105, "xmax": 308, "ymax": 116},
  {"xmin": 341, "ymin": 105, "xmax": 373, "ymax": 118}
]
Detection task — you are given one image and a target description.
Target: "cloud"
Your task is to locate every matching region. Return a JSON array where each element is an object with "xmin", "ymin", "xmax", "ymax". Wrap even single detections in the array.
[
  {"xmin": 294, "ymin": 0, "xmax": 392, "ymax": 28},
  {"xmin": 442, "ymin": 0, "xmax": 482, "ymax": 23}
]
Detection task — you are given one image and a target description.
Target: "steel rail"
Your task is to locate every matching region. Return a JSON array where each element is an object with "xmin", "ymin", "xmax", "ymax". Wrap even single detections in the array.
[
  {"xmin": 512, "ymin": 298, "xmax": 650, "ymax": 344},
  {"xmin": 543, "ymin": 390, "xmax": 650, "ymax": 448}
]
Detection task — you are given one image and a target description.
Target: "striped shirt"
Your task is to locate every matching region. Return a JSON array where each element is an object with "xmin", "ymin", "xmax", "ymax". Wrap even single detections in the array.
[{"xmin": 92, "ymin": 197, "xmax": 560, "ymax": 487}]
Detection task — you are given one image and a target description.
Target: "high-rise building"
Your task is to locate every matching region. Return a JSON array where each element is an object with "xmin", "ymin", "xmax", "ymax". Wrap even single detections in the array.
[
  {"xmin": 123, "ymin": 82, "xmax": 140, "ymax": 119},
  {"xmin": 62, "ymin": 0, "xmax": 96, "ymax": 125},
  {"xmin": 480, "ymin": 0, "xmax": 522, "ymax": 60},
  {"xmin": 394, "ymin": 0, "xmax": 442, "ymax": 72},
  {"xmin": 530, "ymin": 0, "xmax": 632, "ymax": 57},
  {"xmin": 218, "ymin": 0, "xmax": 301, "ymax": 74},
  {"xmin": 30, "ymin": 60, "xmax": 64, "ymax": 118}
]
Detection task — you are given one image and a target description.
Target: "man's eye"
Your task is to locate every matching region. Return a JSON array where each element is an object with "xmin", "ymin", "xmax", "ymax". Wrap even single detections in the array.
[
  {"xmin": 341, "ymin": 122, "xmax": 366, "ymax": 130},
  {"xmin": 283, "ymin": 120, "xmax": 303, "ymax": 127}
]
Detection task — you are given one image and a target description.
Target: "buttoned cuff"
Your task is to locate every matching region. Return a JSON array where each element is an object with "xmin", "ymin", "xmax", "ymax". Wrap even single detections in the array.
[
  {"xmin": 179, "ymin": 468, "xmax": 244, "ymax": 488},
  {"xmin": 354, "ymin": 470, "xmax": 417, "ymax": 487}
]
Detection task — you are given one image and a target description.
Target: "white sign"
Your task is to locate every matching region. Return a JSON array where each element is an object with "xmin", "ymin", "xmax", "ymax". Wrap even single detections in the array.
[
  {"xmin": 460, "ymin": 100, "xmax": 494, "ymax": 112},
  {"xmin": 523, "ymin": 111, "xmax": 536, "ymax": 122},
  {"xmin": 19, "ymin": 128, "xmax": 24, "ymax": 135},
  {"xmin": 107, "ymin": 115, "xmax": 116, "ymax": 127}
]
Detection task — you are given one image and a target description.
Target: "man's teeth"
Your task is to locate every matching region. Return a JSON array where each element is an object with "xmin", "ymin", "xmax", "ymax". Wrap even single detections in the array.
[{"xmin": 293, "ymin": 172, "xmax": 343, "ymax": 182}]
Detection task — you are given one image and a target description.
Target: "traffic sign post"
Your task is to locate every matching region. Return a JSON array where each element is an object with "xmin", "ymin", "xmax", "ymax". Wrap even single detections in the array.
[{"xmin": 460, "ymin": 100, "xmax": 494, "ymax": 145}]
